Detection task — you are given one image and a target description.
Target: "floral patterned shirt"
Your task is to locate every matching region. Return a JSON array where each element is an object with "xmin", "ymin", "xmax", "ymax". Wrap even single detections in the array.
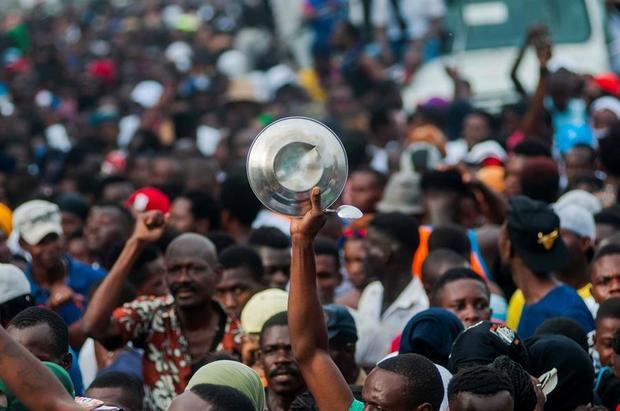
[{"xmin": 112, "ymin": 295, "xmax": 236, "ymax": 411}]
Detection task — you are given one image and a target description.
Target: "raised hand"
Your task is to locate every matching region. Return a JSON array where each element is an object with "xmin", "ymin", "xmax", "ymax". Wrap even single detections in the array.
[
  {"xmin": 131, "ymin": 210, "xmax": 168, "ymax": 245},
  {"xmin": 290, "ymin": 187, "xmax": 327, "ymax": 241}
]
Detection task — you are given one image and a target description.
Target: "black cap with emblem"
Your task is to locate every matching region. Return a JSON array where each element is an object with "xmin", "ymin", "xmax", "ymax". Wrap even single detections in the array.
[{"xmin": 507, "ymin": 196, "xmax": 569, "ymax": 274}]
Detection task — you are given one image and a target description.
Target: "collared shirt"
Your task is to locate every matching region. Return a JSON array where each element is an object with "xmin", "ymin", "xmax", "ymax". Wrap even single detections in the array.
[
  {"xmin": 355, "ymin": 279, "xmax": 428, "ymax": 366},
  {"xmin": 25, "ymin": 256, "xmax": 106, "ymax": 325},
  {"xmin": 112, "ymin": 296, "xmax": 236, "ymax": 411}
]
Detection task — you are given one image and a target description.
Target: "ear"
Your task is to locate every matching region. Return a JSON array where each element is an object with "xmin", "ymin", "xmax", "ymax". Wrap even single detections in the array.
[
  {"xmin": 62, "ymin": 351, "xmax": 72, "ymax": 371},
  {"xmin": 416, "ymin": 403, "xmax": 433, "ymax": 411}
]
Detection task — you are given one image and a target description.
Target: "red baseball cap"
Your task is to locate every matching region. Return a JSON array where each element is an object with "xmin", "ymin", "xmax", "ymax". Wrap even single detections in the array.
[{"xmin": 126, "ymin": 187, "xmax": 171, "ymax": 213}]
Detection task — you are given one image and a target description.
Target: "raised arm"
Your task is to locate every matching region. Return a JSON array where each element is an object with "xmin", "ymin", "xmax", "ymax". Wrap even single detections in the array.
[
  {"xmin": 0, "ymin": 326, "xmax": 81, "ymax": 411},
  {"xmin": 289, "ymin": 188, "xmax": 354, "ymax": 411},
  {"xmin": 81, "ymin": 211, "xmax": 166, "ymax": 344}
]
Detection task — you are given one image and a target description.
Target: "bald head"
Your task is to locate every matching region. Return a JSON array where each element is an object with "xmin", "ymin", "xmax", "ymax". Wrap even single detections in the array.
[{"xmin": 166, "ymin": 233, "xmax": 218, "ymax": 266}]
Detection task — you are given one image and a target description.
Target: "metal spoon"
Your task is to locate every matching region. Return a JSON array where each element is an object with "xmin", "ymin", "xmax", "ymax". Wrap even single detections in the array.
[{"xmin": 325, "ymin": 205, "xmax": 363, "ymax": 220}]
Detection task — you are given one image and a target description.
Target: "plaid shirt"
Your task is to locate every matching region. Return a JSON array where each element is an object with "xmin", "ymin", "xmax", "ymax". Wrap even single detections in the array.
[{"xmin": 112, "ymin": 295, "xmax": 236, "ymax": 411}]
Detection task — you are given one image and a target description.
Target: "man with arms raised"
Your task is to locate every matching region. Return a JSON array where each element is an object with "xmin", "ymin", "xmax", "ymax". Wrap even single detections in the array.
[
  {"xmin": 82, "ymin": 211, "xmax": 234, "ymax": 411},
  {"xmin": 288, "ymin": 188, "xmax": 444, "ymax": 411}
]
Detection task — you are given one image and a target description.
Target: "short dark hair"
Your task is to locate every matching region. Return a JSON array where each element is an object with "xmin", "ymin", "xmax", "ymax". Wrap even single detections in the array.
[
  {"xmin": 431, "ymin": 268, "xmax": 489, "ymax": 306},
  {"xmin": 594, "ymin": 205, "xmax": 620, "ymax": 229},
  {"xmin": 179, "ymin": 190, "xmax": 221, "ymax": 231},
  {"xmin": 218, "ymin": 245, "xmax": 264, "ymax": 282},
  {"xmin": 248, "ymin": 226, "xmax": 290, "ymax": 249},
  {"xmin": 593, "ymin": 243, "xmax": 620, "ymax": 264},
  {"xmin": 377, "ymin": 354, "xmax": 444, "ymax": 411},
  {"xmin": 421, "ymin": 249, "xmax": 468, "ymax": 282},
  {"xmin": 428, "ymin": 225, "xmax": 471, "ymax": 258},
  {"xmin": 534, "ymin": 317, "xmax": 589, "ymax": 352},
  {"xmin": 220, "ymin": 173, "xmax": 262, "ymax": 227},
  {"xmin": 206, "ymin": 230, "xmax": 236, "ymax": 255},
  {"xmin": 520, "ymin": 157, "xmax": 560, "ymax": 203},
  {"xmin": 9, "ymin": 307, "xmax": 68, "ymax": 359},
  {"xmin": 260, "ymin": 311, "xmax": 288, "ymax": 346},
  {"xmin": 420, "ymin": 170, "xmax": 467, "ymax": 195},
  {"xmin": 313, "ymin": 237, "xmax": 340, "ymax": 271},
  {"xmin": 350, "ymin": 166, "xmax": 387, "ymax": 188},
  {"xmin": 513, "ymin": 139, "xmax": 552, "ymax": 158},
  {"xmin": 597, "ymin": 298, "xmax": 620, "ymax": 322},
  {"xmin": 370, "ymin": 109, "xmax": 393, "ymax": 133},
  {"xmin": 128, "ymin": 244, "xmax": 161, "ymax": 289},
  {"xmin": 369, "ymin": 212, "xmax": 420, "ymax": 253},
  {"xmin": 490, "ymin": 356, "xmax": 536, "ymax": 411},
  {"xmin": 87, "ymin": 371, "xmax": 144, "ymax": 411},
  {"xmin": 189, "ymin": 383, "xmax": 255, "ymax": 411},
  {"xmin": 92, "ymin": 202, "xmax": 135, "ymax": 230},
  {"xmin": 448, "ymin": 366, "xmax": 513, "ymax": 404}
]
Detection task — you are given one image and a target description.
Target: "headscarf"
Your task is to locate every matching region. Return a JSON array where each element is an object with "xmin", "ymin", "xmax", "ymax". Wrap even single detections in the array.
[
  {"xmin": 399, "ymin": 308, "xmax": 463, "ymax": 367},
  {"xmin": 525, "ymin": 335, "xmax": 594, "ymax": 411},
  {"xmin": 448, "ymin": 321, "xmax": 529, "ymax": 373},
  {"xmin": 187, "ymin": 360, "xmax": 265, "ymax": 411}
]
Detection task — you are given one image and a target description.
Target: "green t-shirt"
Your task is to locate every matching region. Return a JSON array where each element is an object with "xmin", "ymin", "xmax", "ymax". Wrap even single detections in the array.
[{"xmin": 348, "ymin": 399, "xmax": 364, "ymax": 411}]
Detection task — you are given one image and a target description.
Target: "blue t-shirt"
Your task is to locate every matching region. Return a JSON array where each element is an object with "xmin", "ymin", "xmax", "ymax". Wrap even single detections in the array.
[
  {"xmin": 517, "ymin": 285, "xmax": 594, "ymax": 339},
  {"xmin": 25, "ymin": 256, "xmax": 106, "ymax": 325}
]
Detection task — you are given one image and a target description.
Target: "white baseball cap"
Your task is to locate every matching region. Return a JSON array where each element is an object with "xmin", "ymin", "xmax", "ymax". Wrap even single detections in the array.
[
  {"xmin": 12, "ymin": 200, "xmax": 63, "ymax": 245},
  {"xmin": 0, "ymin": 264, "xmax": 31, "ymax": 304},
  {"xmin": 554, "ymin": 190, "xmax": 602, "ymax": 215},
  {"xmin": 553, "ymin": 203, "xmax": 596, "ymax": 241}
]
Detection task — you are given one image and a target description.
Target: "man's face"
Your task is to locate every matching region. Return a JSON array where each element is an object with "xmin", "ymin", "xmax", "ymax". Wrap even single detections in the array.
[
  {"xmin": 215, "ymin": 267, "xmax": 263, "ymax": 318},
  {"xmin": 260, "ymin": 325, "xmax": 304, "ymax": 395},
  {"xmin": 504, "ymin": 155, "xmax": 526, "ymax": 198},
  {"xmin": 26, "ymin": 234, "xmax": 63, "ymax": 270},
  {"xmin": 166, "ymin": 251, "xmax": 220, "ymax": 309},
  {"xmin": 594, "ymin": 317, "xmax": 620, "ymax": 367},
  {"xmin": 450, "ymin": 391, "xmax": 514, "ymax": 411},
  {"xmin": 150, "ymin": 157, "xmax": 181, "ymax": 187},
  {"xmin": 364, "ymin": 228, "xmax": 394, "ymax": 280},
  {"xmin": 348, "ymin": 172, "xmax": 383, "ymax": 214},
  {"xmin": 362, "ymin": 368, "xmax": 416, "ymax": 411},
  {"xmin": 170, "ymin": 198, "xmax": 195, "ymax": 233},
  {"xmin": 7, "ymin": 323, "xmax": 69, "ymax": 369},
  {"xmin": 256, "ymin": 247, "xmax": 291, "ymax": 290},
  {"xmin": 558, "ymin": 229, "xmax": 590, "ymax": 273},
  {"xmin": 137, "ymin": 256, "xmax": 167, "ymax": 297},
  {"xmin": 344, "ymin": 239, "xmax": 367, "ymax": 289},
  {"xmin": 315, "ymin": 254, "xmax": 340, "ymax": 305},
  {"xmin": 60, "ymin": 211, "xmax": 83, "ymax": 238},
  {"xmin": 438, "ymin": 279, "xmax": 491, "ymax": 328},
  {"xmin": 463, "ymin": 113, "xmax": 491, "ymax": 148},
  {"xmin": 84, "ymin": 208, "xmax": 126, "ymax": 253},
  {"xmin": 563, "ymin": 147, "xmax": 594, "ymax": 188},
  {"xmin": 591, "ymin": 255, "xmax": 620, "ymax": 303},
  {"xmin": 328, "ymin": 339, "xmax": 357, "ymax": 384}
]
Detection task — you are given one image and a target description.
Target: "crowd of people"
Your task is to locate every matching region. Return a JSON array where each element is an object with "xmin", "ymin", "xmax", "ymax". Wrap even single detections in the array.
[{"xmin": 1, "ymin": 0, "xmax": 620, "ymax": 410}]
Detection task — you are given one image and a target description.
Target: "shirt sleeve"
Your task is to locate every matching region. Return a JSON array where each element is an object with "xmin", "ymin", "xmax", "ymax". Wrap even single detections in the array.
[
  {"xmin": 112, "ymin": 297, "xmax": 162, "ymax": 343},
  {"xmin": 348, "ymin": 400, "xmax": 364, "ymax": 411}
]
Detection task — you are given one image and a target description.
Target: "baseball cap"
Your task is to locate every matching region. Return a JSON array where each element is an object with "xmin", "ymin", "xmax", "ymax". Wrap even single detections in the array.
[
  {"xmin": 126, "ymin": 187, "xmax": 171, "ymax": 213},
  {"xmin": 465, "ymin": 140, "xmax": 507, "ymax": 166},
  {"xmin": 12, "ymin": 200, "xmax": 62, "ymax": 245},
  {"xmin": 449, "ymin": 321, "xmax": 529, "ymax": 373},
  {"xmin": 376, "ymin": 172, "xmax": 423, "ymax": 215},
  {"xmin": 554, "ymin": 190, "xmax": 602, "ymax": 215},
  {"xmin": 553, "ymin": 203, "xmax": 596, "ymax": 241},
  {"xmin": 323, "ymin": 304, "xmax": 357, "ymax": 343},
  {"xmin": 507, "ymin": 196, "xmax": 569, "ymax": 274},
  {"xmin": 240, "ymin": 289, "xmax": 288, "ymax": 335},
  {"xmin": 0, "ymin": 264, "xmax": 30, "ymax": 304}
]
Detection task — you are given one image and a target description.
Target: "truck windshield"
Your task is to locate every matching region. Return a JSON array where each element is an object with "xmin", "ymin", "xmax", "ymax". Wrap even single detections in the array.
[{"xmin": 444, "ymin": 0, "xmax": 591, "ymax": 51}]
